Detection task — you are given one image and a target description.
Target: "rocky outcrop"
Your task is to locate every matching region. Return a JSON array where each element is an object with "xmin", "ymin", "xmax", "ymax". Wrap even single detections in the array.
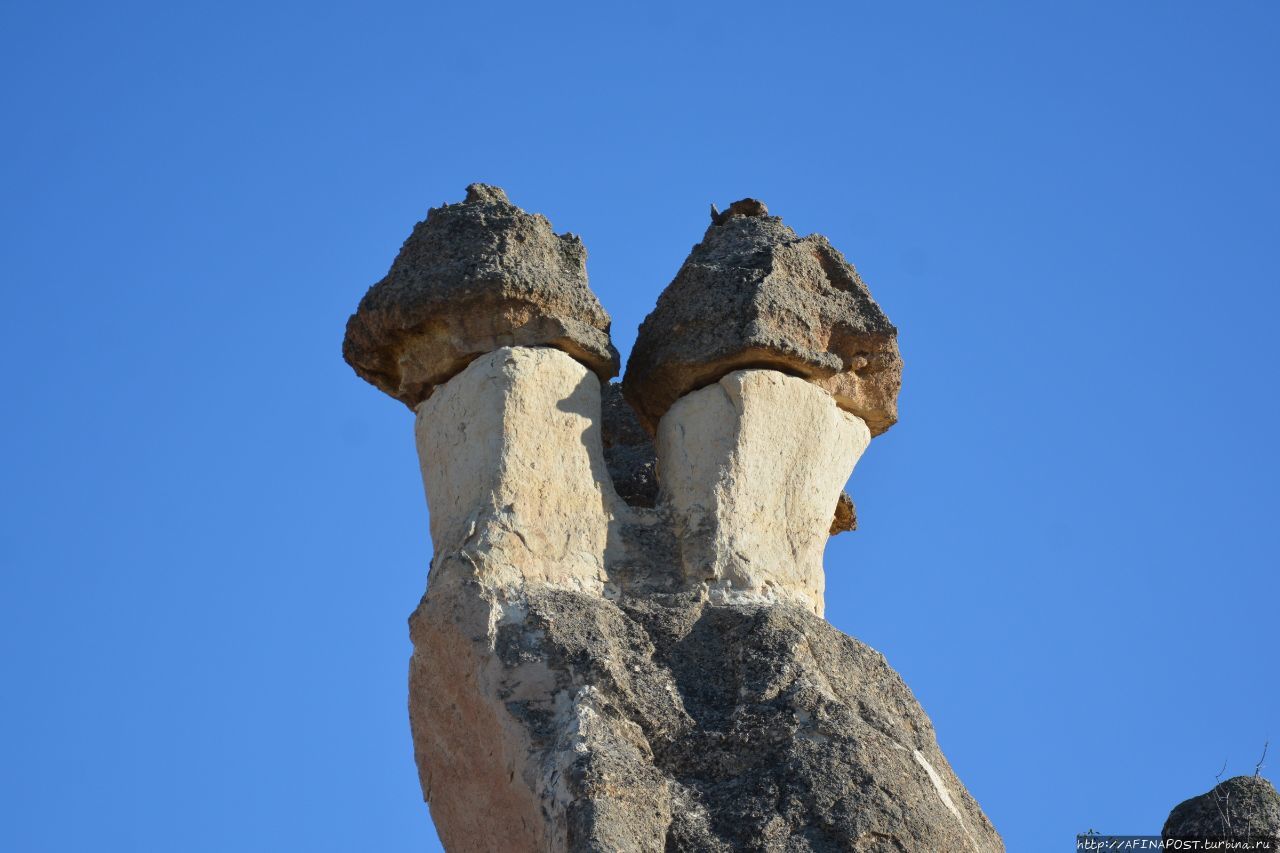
[
  {"xmin": 344, "ymin": 187, "xmax": 1002, "ymax": 852},
  {"xmin": 410, "ymin": 584, "xmax": 1003, "ymax": 852},
  {"xmin": 1163, "ymin": 776, "xmax": 1280, "ymax": 845},
  {"xmin": 623, "ymin": 200, "xmax": 902, "ymax": 436},
  {"xmin": 343, "ymin": 184, "xmax": 619, "ymax": 409}
]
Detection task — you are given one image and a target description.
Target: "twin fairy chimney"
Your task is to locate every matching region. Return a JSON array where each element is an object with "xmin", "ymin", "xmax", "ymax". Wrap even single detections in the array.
[{"xmin": 344, "ymin": 186, "xmax": 1004, "ymax": 852}]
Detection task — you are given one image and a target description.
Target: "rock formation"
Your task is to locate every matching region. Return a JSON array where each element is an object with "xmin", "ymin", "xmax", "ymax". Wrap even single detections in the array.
[
  {"xmin": 343, "ymin": 186, "xmax": 1003, "ymax": 851},
  {"xmin": 622, "ymin": 199, "xmax": 902, "ymax": 437},
  {"xmin": 1163, "ymin": 775, "xmax": 1280, "ymax": 846},
  {"xmin": 343, "ymin": 183, "xmax": 619, "ymax": 409}
]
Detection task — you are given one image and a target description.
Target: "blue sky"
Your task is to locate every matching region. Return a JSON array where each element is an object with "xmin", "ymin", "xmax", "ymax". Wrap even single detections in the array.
[{"xmin": 2, "ymin": 1, "xmax": 1277, "ymax": 850}]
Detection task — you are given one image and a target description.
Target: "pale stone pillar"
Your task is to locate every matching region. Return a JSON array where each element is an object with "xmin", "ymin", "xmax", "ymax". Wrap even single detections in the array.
[
  {"xmin": 655, "ymin": 368, "xmax": 871, "ymax": 615},
  {"xmin": 414, "ymin": 345, "xmax": 619, "ymax": 595}
]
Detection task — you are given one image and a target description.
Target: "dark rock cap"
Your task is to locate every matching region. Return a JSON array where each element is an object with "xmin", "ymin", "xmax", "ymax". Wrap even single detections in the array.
[
  {"xmin": 343, "ymin": 184, "xmax": 620, "ymax": 408},
  {"xmin": 623, "ymin": 199, "xmax": 902, "ymax": 436},
  {"xmin": 1163, "ymin": 776, "xmax": 1280, "ymax": 844}
]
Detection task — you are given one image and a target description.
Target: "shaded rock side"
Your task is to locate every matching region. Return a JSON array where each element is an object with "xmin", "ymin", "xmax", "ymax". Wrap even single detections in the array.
[
  {"xmin": 601, "ymin": 382, "xmax": 659, "ymax": 509},
  {"xmin": 409, "ymin": 584, "xmax": 1004, "ymax": 853},
  {"xmin": 623, "ymin": 202, "xmax": 902, "ymax": 436},
  {"xmin": 344, "ymin": 184, "xmax": 619, "ymax": 409},
  {"xmin": 1163, "ymin": 776, "xmax": 1280, "ymax": 844}
]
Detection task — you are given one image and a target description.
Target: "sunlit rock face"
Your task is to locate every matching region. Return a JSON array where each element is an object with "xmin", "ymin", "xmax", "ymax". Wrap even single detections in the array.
[
  {"xmin": 656, "ymin": 368, "xmax": 870, "ymax": 616},
  {"xmin": 345, "ymin": 186, "xmax": 1003, "ymax": 852},
  {"xmin": 414, "ymin": 346, "xmax": 618, "ymax": 596}
]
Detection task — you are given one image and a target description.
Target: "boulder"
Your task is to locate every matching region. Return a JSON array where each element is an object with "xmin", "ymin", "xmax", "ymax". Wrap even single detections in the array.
[
  {"xmin": 1163, "ymin": 775, "xmax": 1280, "ymax": 845},
  {"xmin": 344, "ymin": 184, "xmax": 619, "ymax": 408},
  {"xmin": 623, "ymin": 200, "xmax": 901, "ymax": 436}
]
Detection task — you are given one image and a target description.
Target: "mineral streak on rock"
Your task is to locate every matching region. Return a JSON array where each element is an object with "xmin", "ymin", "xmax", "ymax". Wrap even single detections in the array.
[
  {"xmin": 623, "ymin": 198, "xmax": 902, "ymax": 436},
  {"xmin": 343, "ymin": 184, "xmax": 620, "ymax": 409},
  {"xmin": 1163, "ymin": 776, "xmax": 1280, "ymax": 845}
]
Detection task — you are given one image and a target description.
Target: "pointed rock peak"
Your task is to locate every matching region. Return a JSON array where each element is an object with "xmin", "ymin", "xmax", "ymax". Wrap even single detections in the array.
[
  {"xmin": 711, "ymin": 197, "xmax": 769, "ymax": 225},
  {"xmin": 463, "ymin": 183, "xmax": 510, "ymax": 205}
]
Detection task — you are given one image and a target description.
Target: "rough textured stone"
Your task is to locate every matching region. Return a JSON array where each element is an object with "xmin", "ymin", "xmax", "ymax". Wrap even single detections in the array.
[
  {"xmin": 344, "ymin": 184, "xmax": 619, "ymax": 408},
  {"xmin": 830, "ymin": 491, "xmax": 857, "ymax": 535},
  {"xmin": 656, "ymin": 369, "xmax": 870, "ymax": 615},
  {"xmin": 415, "ymin": 346, "xmax": 621, "ymax": 594},
  {"xmin": 623, "ymin": 200, "xmax": 902, "ymax": 436},
  {"xmin": 411, "ymin": 584, "xmax": 1003, "ymax": 853},
  {"xmin": 1163, "ymin": 776, "xmax": 1280, "ymax": 844}
]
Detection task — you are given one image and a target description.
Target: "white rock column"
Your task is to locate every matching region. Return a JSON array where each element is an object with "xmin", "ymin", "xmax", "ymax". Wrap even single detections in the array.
[
  {"xmin": 655, "ymin": 369, "xmax": 871, "ymax": 615},
  {"xmin": 415, "ymin": 345, "xmax": 619, "ymax": 595}
]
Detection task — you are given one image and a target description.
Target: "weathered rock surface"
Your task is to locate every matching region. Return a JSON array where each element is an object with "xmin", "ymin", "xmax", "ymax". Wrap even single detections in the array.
[
  {"xmin": 344, "ymin": 184, "xmax": 619, "ymax": 408},
  {"xmin": 623, "ymin": 200, "xmax": 902, "ymax": 436},
  {"xmin": 415, "ymin": 346, "xmax": 621, "ymax": 594},
  {"xmin": 831, "ymin": 491, "xmax": 858, "ymax": 535},
  {"xmin": 411, "ymin": 584, "xmax": 1003, "ymax": 853},
  {"xmin": 1163, "ymin": 776, "xmax": 1280, "ymax": 845},
  {"xmin": 656, "ymin": 369, "xmax": 870, "ymax": 615}
]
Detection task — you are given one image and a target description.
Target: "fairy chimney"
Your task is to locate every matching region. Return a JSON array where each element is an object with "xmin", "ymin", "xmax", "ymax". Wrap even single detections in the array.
[{"xmin": 342, "ymin": 186, "xmax": 1002, "ymax": 853}]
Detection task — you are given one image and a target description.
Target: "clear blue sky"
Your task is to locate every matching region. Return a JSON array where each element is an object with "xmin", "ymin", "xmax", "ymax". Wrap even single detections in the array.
[{"xmin": 2, "ymin": 2, "xmax": 1276, "ymax": 850}]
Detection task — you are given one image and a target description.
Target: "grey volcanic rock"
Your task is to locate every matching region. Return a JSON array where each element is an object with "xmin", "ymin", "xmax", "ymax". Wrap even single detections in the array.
[
  {"xmin": 410, "ymin": 584, "xmax": 1003, "ymax": 852},
  {"xmin": 601, "ymin": 382, "xmax": 659, "ymax": 508},
  {"xmin": 1163, "ymin": 776, "xmax": 1280, "ymax": 844},
  {"xmin": 343, "ymin": 184, "xmax": 619, "ymax": 408},
  {"xmin": 623, "ymin": 200, "xmax": 902, "ymax": 436}
]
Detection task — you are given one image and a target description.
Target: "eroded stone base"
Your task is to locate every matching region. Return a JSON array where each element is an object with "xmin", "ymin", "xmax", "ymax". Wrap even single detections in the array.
[{"xmin": 408, "ymin": 585, "xmax": 1004, "ymax": 852}]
